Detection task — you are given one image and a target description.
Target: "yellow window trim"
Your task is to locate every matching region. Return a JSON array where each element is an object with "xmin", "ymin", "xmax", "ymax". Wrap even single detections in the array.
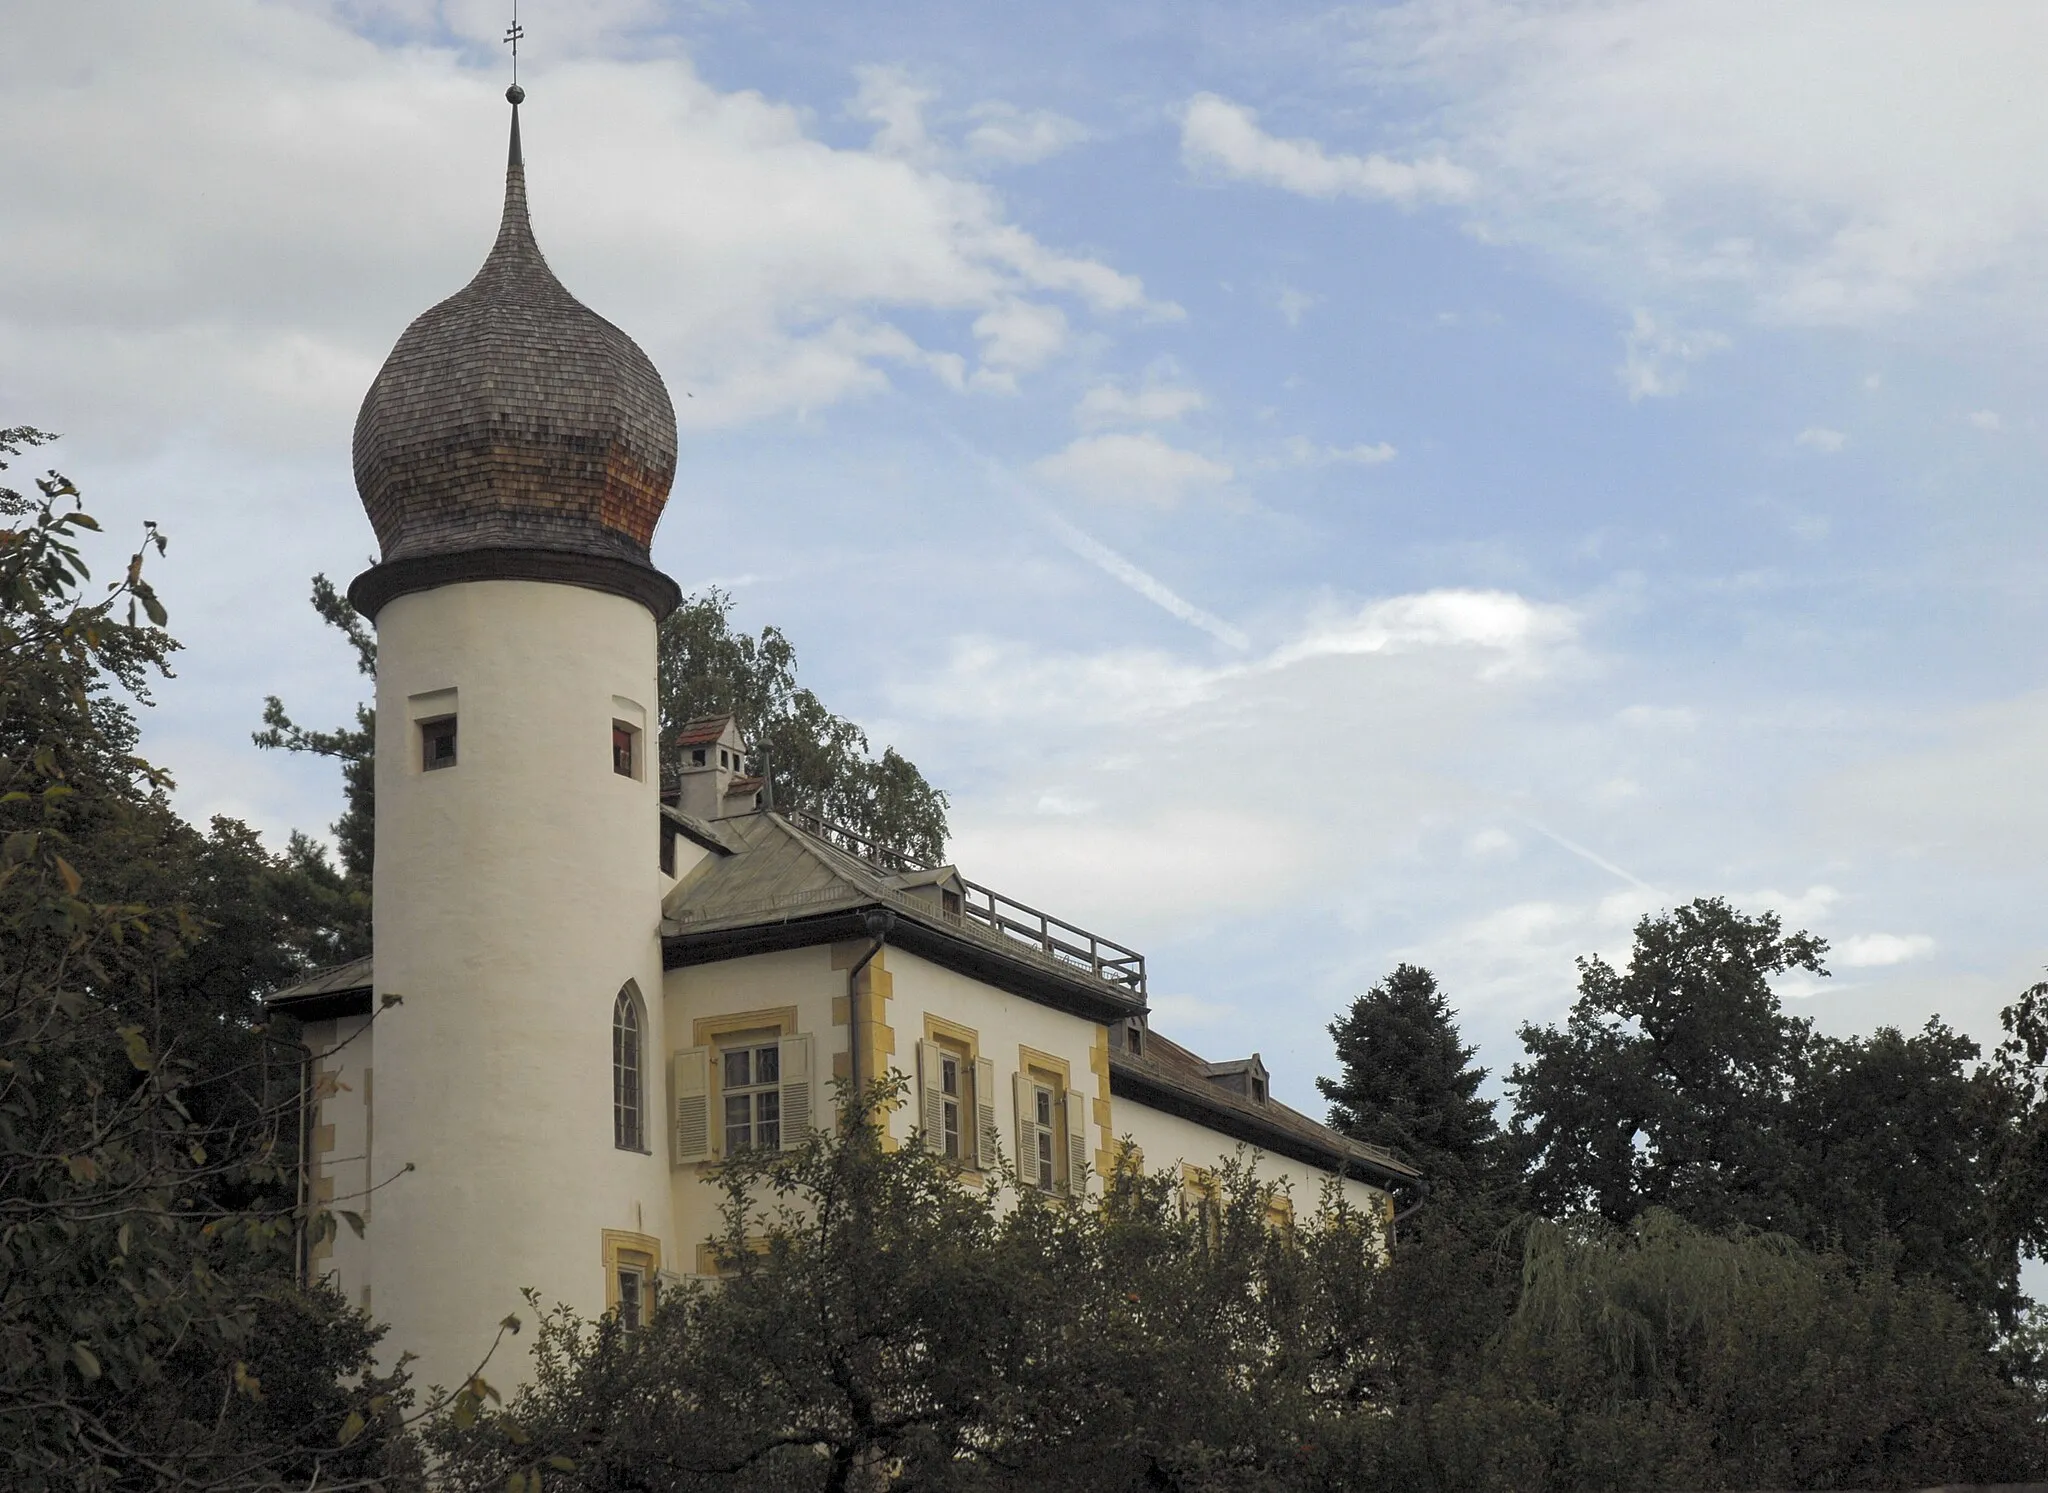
[
  {"xmin": 601, "ymin": 1228, "xmax": 663, "ymax": 1317},
  {"xmin": 920, "ymin": 1017, "xmax": 984, "ymax": 1176},
  {"xmin": 695, "ymin": 1235, "xmax": 772, "ymax": 1279},
  {"xmin": 692, "ymin": 1006, "xmax": 799, "ymax": 1048},
  {"xmin": 1017, "ymin": 1044, "xmax": 1071, "ymax": 1088},
  {"xmin": 924, "ymin": 1013, "xmax": 979, "ymax": 1054}
]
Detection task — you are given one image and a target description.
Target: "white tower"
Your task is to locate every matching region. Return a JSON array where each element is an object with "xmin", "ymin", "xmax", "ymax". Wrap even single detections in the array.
[{"xmin": 345, "ymin": 88, "xmax": 679, "ymax": 1395}]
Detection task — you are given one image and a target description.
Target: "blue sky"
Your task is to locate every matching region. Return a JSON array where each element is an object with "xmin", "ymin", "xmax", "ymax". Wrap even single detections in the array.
[{"xmin": 8, "ymin": 0, "xmax": 2048, "ymax": 1152}]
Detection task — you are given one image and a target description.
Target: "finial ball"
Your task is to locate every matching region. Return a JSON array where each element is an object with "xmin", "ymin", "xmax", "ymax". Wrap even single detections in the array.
[{"xmin": 506, "ymin": 84, "xmax": 526, "ymax": 105}]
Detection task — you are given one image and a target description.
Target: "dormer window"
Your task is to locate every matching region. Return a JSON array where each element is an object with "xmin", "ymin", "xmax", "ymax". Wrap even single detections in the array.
[
  {"xmin": 1127, "ymin": 1024, "xmax": 1144, "ymax": 1057},
  {"xmin": 1251, "ymin": 1077, "xmax": 1266, "ymax": 1104}
]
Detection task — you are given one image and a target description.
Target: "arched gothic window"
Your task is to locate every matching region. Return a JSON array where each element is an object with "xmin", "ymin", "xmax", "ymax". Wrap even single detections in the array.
[{"xmin": 613, "ymin": 984, "xmax": 646, "ymax": 1151}]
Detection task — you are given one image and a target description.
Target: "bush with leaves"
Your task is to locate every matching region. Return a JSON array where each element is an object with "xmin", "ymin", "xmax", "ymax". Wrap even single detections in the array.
[
  {"xmin": 430, "ymin": 1078, "xmax": 1392, "ymax": 1493},
  {"xmin": 0, "ymin": 429, "xmax": 417, "ymax": 1489}
]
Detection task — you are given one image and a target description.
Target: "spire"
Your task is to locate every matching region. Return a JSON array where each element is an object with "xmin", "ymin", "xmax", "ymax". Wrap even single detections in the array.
[
  {"xmin": 507, "ymin": 83, "xmax": 524, "ymax": 169},
  {"xmin": 488, "ymin": 84, "xmax": 539, "ymax": 272}
]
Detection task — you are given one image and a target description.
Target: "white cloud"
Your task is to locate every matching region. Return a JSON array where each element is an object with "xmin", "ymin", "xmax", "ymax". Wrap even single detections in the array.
[
  {"xmin": 1836, "ymin": 932, "xmax": 1936, "ymax": 968},
  {"xmin": 1032, "ymin": 431, "xmax": 1233, "ymax": 508},
  {"xmin": 1279, "ymin": 435, "xmax": 1397, "ymax": 467},
  {"xmin": 1078, "ymin": 379, "xmax": 1206, "ymax": 428},
  {"xmin": 972, "ymin": 299, "xmax": 1070, "ymax": 378},
  {"xmin": 1616, "ymin": 704, "xmax": 1698, "ymax": 732},
  {"xmin": 1274, "ymin": 589, "xmax": 1577, "ymax": 676},
  {"xmin": 1619, "ymin": 309, "xmax": 1729, "ymax": 400},
  {"xmin": 1179, "ymin": 93, "xmax": 1477, "ymax": 206},
  {"xmin": 1362, "ymin": 0, "xmax": 2048, "ymax": 327},
  {"xmin": 1797, "ymin": 426, "xmax": 1847, "ymax": 452},
  {"xmin": 966, "ymin": 102, "xmax": 1088, "ymax": 165},
  {"xmin": 1274, "ymin": 285, "xmax": 1319, "ymax": 326},
  {"xmin": 1968, "ymin": 409, "xmax": 2004, "ymax": 431},
  {"xmin": 0, "ymin": 6, "xmax": 1165, "ymax": 451},
  {"xmin": 850, "ymin": 64, "xmax": 938, "ymax": 160}
]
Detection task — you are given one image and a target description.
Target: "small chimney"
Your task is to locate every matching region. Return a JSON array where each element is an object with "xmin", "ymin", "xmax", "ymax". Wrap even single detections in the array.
[{"xmin": 670, "ymin": 715, "xmax": 760, "ymax": 820}]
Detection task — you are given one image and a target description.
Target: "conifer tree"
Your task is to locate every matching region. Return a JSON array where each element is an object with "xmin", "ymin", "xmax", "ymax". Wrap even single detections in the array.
[{"xmin": 1318, "ymin": 963, "xmax": 1499, "ymax": 1188}]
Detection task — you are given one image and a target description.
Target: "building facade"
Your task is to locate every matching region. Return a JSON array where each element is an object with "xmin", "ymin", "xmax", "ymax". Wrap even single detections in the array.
[{"xmin": 269, "ymin": 91, "xmax": 1416, "ymax": 1395}]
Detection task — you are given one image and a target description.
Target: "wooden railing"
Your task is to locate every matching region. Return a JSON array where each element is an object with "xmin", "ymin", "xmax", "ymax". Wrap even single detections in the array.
[{"xmin": 780, "ymin": 805, "xmax": 1147, "ymax": 998}]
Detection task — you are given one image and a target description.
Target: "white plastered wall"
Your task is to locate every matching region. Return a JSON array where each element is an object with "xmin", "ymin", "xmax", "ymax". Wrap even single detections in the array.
[
  {"xmin": 303, "ymin": 1014, "xmax": 375, "ymax": 1310},
  {"xmin": 877, "ymin": 949, "xmax": 1107, "ymax": 1190},
  {"xmin": 662, "ymin": 936, "xmax": 1392, "ymax": 1267},
  {"xmin": 369, "ymin": 578, "xmax": 669, "ymax": 1394},
  {"xmin": 1112, "ymin": 1097, "xmax": 1393, "ymax": 1227}
]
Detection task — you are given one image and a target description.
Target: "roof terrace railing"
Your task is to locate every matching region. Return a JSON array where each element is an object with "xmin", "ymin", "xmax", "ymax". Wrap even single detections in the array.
[{"xmin": 781, "ymin": 804, "xmax": 1147, "ymax": 999}]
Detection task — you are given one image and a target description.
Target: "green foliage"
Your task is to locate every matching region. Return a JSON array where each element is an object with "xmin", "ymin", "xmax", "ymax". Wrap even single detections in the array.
[
  {"xmin": 1319, "ymin": 962, "xmax": 1500, "ymax": 1190},
  {"xmin": 1509, "ymin": 897, "xmax": 1826, "ymax": 1234},
  {"xmin": 0, "ymin": 436, "xmax": 416, "ymax": 1488},
  {"xmin": 1507, "ymin": 897, "xmax": 2048, "ymax": 1326},
  {"xmin": 659, "ymin": 589, "xmax": 950, "ymax": 864},
  {"xmin": 252, "ymin": 574, "xmax": 376, "ymax": 929},
  {"xmin": 432, "ymin": 1080, "xmax": 1387, "ymax": 1492}
]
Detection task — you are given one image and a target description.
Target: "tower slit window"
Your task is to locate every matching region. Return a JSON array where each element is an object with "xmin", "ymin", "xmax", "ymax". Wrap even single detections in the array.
[{"xmin": 420, "ymin": 716, "xmax": 457, "ymax": 771}]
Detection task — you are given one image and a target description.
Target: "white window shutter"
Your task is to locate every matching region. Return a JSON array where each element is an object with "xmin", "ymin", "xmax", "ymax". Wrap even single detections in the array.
[
  {"xmin": 672, "ymin": 1047, "xmax": 710, "ymax": 1164},
  {"xmin": 1065, "ymin": 1084, "xmax": 1090, "ymax": 1198},
  {"xmin": 1014, "ymin": 1070, "xmax": 1039, "ymax": 1188},
  {"xmin": 778, "ymin": 1033, "xmax": 813, "ymax": 1150},
  {"xmin": 974, "ymin": 1056, "xmax": 999, "ymax": 1171},
  {"xmin": 916, "ymin": 1040, "xmax": 947, "ymax": 1155}
]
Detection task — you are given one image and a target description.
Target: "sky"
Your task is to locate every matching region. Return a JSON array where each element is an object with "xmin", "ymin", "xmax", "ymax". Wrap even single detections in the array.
[{"xmin": 9, "ymin": 1, "xmax": 2048, "ymax": 1146}]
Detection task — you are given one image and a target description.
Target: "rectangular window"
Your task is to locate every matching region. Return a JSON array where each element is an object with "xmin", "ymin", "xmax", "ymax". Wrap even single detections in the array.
[
  {"xmin": 940, "ymin": 1055, "xmax": 962, "ymax": 1159},
  {"xmin": 420, "ymin": 716, "xmax": 457, "ymax": 771},
  {"xmin": 612, "ymin": 722, "xmax": 638, "ymax": 778},
  {"xmin": 617, "ymin": 1266, "xmax": 644, "ymax": 1329},
  {"xmin": 691, "ymin": 747, "xmax": 707, "ymax": 766},
  {"xmin": 1034, "ymin": 1083, "xmax": 1056, "ymax": 1192},
  {"xmin": 721, "ymin": 1042, "xmax": 782, "ymax": 1153}
]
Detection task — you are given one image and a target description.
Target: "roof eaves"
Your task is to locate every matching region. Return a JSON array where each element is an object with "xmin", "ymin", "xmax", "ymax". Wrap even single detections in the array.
[{"xmin": 1108, "ymin": 1051, "xmax": 1418, "ymax": 1186}]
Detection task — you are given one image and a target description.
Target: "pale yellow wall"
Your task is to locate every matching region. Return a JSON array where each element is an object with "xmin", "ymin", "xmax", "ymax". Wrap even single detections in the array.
[
  {"xmin": 877, "ymin": 949, "xmax": 1106, "ymax": 1188},
  {"xmin": 662, "ymin": 940, "xmax": 1391, "ymax": 1275},
  {"xmin": 369, "ymin": 577, "xmax": 671, "ymax": 1393},
  {"xmin": 1113, "ymin": 1096, "xmax": 1392, "ymax": 1227},
  {"xmin": 663, "ymin": 945, "xmax": 842, "ymax": 1258}
]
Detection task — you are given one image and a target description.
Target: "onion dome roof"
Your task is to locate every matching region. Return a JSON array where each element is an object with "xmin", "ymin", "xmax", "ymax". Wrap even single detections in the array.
[{"xmin": 348, "ymin": 92, "xmax": 679, "ymax": 619}]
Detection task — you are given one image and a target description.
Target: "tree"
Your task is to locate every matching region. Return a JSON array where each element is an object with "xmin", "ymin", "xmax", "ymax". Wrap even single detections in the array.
[
  {"xmin": 1785, "ymin": 1018, "xmax": 2018, "ymax": 1324},
  {"xmin": 431, "ymin": 1079, "xmax": 1390, "ymax": 1493},
  {"xmin": 1318, "ymin": 963, "xmax": 1499, "ymax": 1190},
  {"xmin": 0, "ymin": 430, "xmax": 416, "ymax": 1488},
  {"xmin": 659, "ymin": 588, "xmax": 949, "ymax": 863},
  {"xmin": 253, "ymin": 574, "xmax": 376, "ymax": 889},
  {"xmin": 1507, "ymin": 897, "xmax": 1825, "ymax": 1234}
]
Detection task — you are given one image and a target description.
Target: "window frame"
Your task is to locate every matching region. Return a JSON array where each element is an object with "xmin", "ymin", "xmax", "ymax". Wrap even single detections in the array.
[
  {"xmin": 611, "ymin": 720, "xmax": 640, "ymax": 779},
  {"xmin": 601, "ymin": 1229, "xmax": 661, "ymax": 1328},
  {"xmin": 719, "ymin": 1037, "xmax": 783, "ymax": 1154},
  {"xmin": 419, "ymin": 715, "xmax": 457, "ymax": 772},
  {"xmin": 612, "ymin": 984, "xmax": 648, "ymax": 1153}
]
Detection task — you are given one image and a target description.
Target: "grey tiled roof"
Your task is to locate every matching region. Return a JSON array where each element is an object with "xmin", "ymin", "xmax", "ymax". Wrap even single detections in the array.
[
  {"xmin": 1111, "ymin": 1029, "xmax": 1420, "ymax": 1185},
  {"xmin": 352, "ymin": 102, "xmax": 677, "ymax": 568}
]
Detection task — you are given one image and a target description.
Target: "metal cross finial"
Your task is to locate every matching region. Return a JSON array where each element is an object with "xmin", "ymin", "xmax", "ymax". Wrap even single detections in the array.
[{"xmin": 503, "ymin": 3, "xmax": 524, "ymax": 87}]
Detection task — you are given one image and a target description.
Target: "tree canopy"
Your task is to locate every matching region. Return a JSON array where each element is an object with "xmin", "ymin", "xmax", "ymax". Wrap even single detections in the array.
[
  {"xmin": 1319, "ymin": 962, "xmax": 1499, "ymax": 1191},
  {"xmin": 0, "ymin": 431, "xmax": 414, "ymax": 1488}
]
